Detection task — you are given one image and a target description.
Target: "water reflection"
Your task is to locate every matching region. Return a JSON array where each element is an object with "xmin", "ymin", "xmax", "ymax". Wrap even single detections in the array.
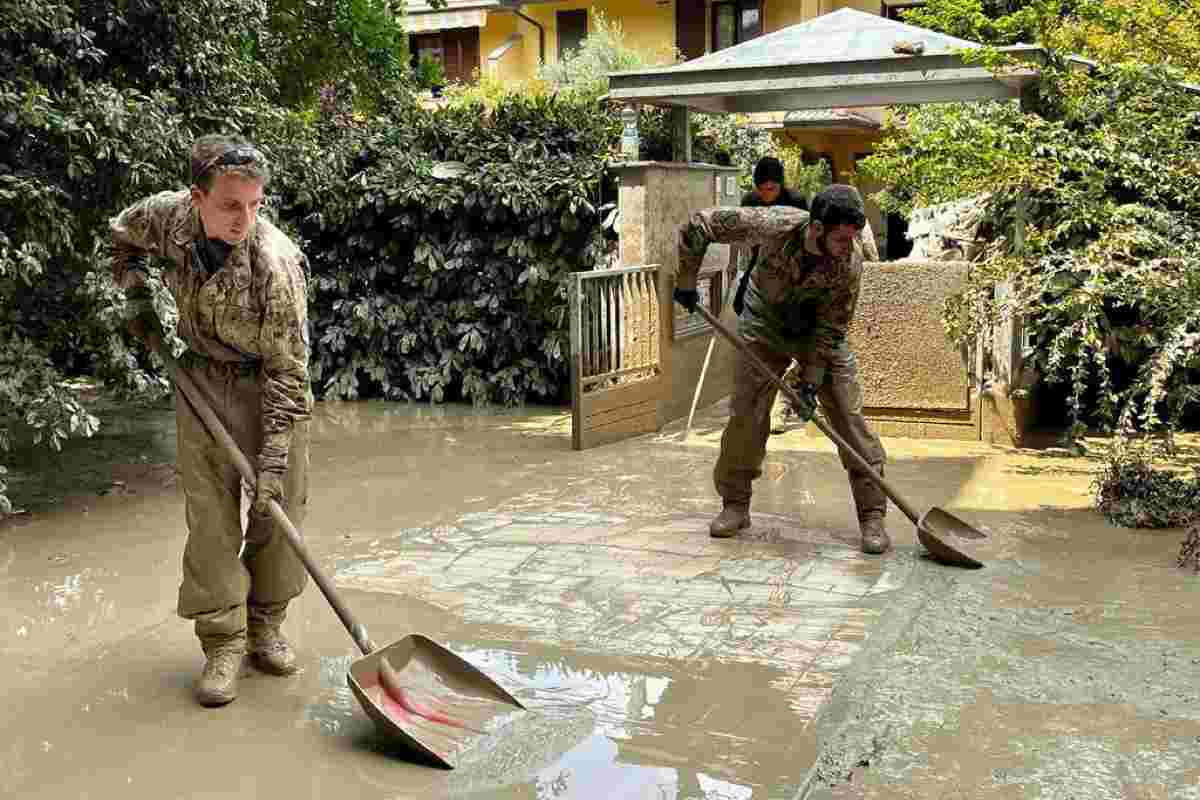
[{"xmin": 304, "ymin": 640, "xmax": 813, "ymax": 798}]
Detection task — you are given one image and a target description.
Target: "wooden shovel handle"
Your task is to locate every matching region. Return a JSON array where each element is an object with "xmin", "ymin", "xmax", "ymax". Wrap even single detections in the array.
[
  {"xmin": 147, "ymin": 336, "xmax": 377, "ymax": 656},
  {"xmin": 691, "ymin": 304, "xmax": 923, "ymax": 526}
]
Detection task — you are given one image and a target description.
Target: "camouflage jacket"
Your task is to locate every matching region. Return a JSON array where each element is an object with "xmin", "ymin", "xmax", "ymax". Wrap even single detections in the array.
[
  {"xmin": 678, "ymin": 206, "xmax": 874, "ymax": 386},
  {"xmin": 110, "ymin": 190, "xmax": 311, "ymax": 474}
]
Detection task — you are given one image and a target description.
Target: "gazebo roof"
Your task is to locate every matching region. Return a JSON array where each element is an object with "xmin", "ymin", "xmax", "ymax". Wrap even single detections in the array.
[{"xmin": 607, "ymin": 9, "xmax": 1044, "ymax": 114}]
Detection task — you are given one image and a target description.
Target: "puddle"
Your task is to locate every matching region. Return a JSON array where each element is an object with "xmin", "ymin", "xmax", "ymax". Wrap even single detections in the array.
[{"xmin": 303, "ymin": 640, "xmax": 818, "ymax": 798}]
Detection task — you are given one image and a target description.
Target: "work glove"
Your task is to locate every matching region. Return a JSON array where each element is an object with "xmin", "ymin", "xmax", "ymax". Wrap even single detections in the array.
[
  {"xmin": 253, "ymin": 469, "xmax": 285, "ymax": 516},
  {"xmin": 786, "ymin": 382, "xmax": 819, "ymax": 423},
  {"xmin": 673, "ymin": 288, "xmax": 700, "ymax": 313}
]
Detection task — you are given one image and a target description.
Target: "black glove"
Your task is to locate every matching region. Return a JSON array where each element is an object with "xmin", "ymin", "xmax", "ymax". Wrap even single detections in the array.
[
  {"xmin": 673, "ymin": 288, "xmax": 700, "ymax": 313},
  {"xmin": 787, "ymin": 382, "xmax": 819, "ymax": 423}
]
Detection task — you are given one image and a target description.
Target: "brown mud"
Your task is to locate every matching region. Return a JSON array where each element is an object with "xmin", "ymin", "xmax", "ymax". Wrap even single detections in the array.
[{"xmin": 1, "ymin": 399, "xmax": 1197, "ymax": 799}]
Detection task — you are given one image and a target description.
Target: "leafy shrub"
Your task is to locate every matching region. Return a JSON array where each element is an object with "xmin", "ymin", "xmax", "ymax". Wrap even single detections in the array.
[
  {"xmin": 1093, "ymin": 444, "xmax": 1200, "ymax": 529},
  {"xmin": 413, "ymin": 55, "xmax": 446, "ymax": 91},
  {"xmin": 287, "ymin": 93, "xmax": 619, "ymax": 406},
  {"xmin": 775, "ymin": 143, "xmax": 833, "ymax": 203},
  {"xmin": 0, "ymin": 0, "xmax": 425, "ymax": 513}
]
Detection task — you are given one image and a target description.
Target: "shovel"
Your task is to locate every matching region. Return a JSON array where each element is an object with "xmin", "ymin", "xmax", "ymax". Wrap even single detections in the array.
[
  {"xmin": 147, "ymin": 337, "xmax": 525, "ymax": 767},
  {"xmin": 690, "ymin": 305, "xmax": 986, "ymax": 568}
]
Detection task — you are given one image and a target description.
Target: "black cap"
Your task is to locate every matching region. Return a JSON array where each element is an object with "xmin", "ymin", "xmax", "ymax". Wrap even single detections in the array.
[
  {"xmin": 810, "ymin": 184, "xmax": 866, "ymax": 228},
  {"xmin": 752, "ymin": 156, "xmax": 785, "ymax": 187}
]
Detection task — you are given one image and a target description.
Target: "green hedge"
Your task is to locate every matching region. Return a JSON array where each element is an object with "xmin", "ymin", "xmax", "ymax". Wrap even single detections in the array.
[{"xmin": 285, "ymin": 94, "xmax": 620, "ymax": 405}]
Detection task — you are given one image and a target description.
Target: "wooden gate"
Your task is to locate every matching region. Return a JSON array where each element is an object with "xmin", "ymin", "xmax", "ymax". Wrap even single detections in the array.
[{"xmin": 569, "ymin": 265, "xmax": 663, "ymax": 450}]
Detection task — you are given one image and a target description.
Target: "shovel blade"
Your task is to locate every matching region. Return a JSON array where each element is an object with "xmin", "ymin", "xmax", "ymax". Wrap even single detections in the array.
[
  {"xmin": 347, "ymin": 634, "xmax": 525, "ymax": 768},
  {"xmin": 917, "ymin": 507, "xmax": 987, "ymax": 569}
]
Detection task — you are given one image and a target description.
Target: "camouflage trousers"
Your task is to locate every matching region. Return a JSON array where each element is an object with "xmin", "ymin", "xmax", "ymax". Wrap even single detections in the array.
[
  {"xmin": 174, "ymin": 356, "xmax": 310, "ymax": 642},
  {"xmin": 714, "ymin": 340, "xmax": 888, "ymax": 520}
]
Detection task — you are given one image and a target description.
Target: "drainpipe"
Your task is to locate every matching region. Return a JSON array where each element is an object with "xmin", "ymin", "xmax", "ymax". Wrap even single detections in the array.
[{"xmin": 510, "ymin": 5, "xmax": 545, "ymax": 64}]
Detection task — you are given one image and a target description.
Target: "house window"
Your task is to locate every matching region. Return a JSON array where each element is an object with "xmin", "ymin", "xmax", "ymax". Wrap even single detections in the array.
[
  {"xmin": 712, "ymin": 0, "xmax": 762, "ymax": 52},
  {"xmin": 557, "ymin": 9, "xmax": 589, "ymax": 61},
  {"xmin": 882, "ymin": 1, "xmax": 926, "ymax": 21}
]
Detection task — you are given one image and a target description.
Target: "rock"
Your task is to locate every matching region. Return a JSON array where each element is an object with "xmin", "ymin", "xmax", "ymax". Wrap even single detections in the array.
[{"xmin": 892, "ymin": 39, "xmax": 926, "ymax": 55}]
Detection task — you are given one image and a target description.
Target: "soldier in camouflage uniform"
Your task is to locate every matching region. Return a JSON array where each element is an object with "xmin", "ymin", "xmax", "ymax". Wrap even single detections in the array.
[
  {"xmin": 673, "ymin": 185, "xmax": 890, "ymax": 554},
  {"xmin": 769, "ymin": 214, "xmax": 879, "ymax": 435},
  {"xmin": 110, "ymin": 134, "xmax": 312, "ymax": 706}
]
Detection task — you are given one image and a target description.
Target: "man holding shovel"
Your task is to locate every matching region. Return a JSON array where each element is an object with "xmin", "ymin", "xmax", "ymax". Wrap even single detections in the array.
[
  {"xmin": 109, "ymin": 134, "xmax": 312, "ymax": 706},
  {"xmin": 672, "ymin": 185, "xmax": 890, "ymax": 554}
]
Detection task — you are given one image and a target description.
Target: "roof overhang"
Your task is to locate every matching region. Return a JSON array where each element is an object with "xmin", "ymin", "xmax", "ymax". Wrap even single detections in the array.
[{"xmin": 608, "ymin": 45, "xmax": 1046, "ymax": 113}]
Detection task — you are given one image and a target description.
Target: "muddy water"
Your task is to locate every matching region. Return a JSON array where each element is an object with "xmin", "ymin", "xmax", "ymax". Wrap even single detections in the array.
[
  {"xmin": 2, "ymin": 401, "xmax": 900, "ymax": 799},
  {"xmin": 2, "ymin": 399, "xmax": 1194, "ymax": 799}
]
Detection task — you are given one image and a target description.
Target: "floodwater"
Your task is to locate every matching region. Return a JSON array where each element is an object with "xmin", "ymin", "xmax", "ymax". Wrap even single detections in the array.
[{"xmin": 1, "ymin": 399, "xmax": 1197, "ymax": 799}]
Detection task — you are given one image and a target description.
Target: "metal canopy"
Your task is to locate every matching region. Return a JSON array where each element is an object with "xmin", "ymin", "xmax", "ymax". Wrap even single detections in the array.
[{"xmin": 607, "ymin": 9, "xmax": 1044, "ymax": 114}]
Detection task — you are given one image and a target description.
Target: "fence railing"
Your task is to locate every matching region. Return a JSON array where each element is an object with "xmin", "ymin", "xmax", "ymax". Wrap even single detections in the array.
[{"xmin": 570, "ymin": 265, "xmax": 661, "ymax": 394}]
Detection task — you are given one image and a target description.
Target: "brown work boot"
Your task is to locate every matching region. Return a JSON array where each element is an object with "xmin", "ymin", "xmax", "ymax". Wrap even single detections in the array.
[
  {"xmin": 710, "ymin": 503, "xmax": 751, "ymax": 538},
  {"xmin": 195, "ymin": 636, "xmax": 245, "ymax": 707},
  {"xmin": 248, "ymin": 603, "xmax": 299, "ymax": 676},
  {"xmin": 860, "ymin": 517, "xmax": 891, "ymax": 555}
]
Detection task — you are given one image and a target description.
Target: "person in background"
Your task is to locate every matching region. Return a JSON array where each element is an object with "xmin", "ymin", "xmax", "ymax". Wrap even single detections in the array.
[{"xmin": 734, "ymin": 157, "xmax": 810, "ymax": 433}]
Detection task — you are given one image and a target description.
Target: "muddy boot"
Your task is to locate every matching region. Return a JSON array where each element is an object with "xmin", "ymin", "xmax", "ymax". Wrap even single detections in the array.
[
  {"xmin": 860, "ymin": 516, "xmax": 891, "ymax": 555},
  {"xmin": 248, "ymin": 602, "xmax": 298, "ymax": 676},
  {"xmin": 195, "ymin": 635, "xmax": 245, "ymax": 707},
  {"xmin": 710, "ymin": 503, "xmax": 751, "ymax": 538}
]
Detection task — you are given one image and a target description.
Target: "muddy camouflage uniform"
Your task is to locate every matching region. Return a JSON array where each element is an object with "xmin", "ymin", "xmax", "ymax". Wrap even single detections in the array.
[
  {"xmin": 676, "ymin": 206, "xmax": 887, "ymax": 523},
  {"xmin": 110, "ymin": 190, "xmax": 312, "ymax": 648}
]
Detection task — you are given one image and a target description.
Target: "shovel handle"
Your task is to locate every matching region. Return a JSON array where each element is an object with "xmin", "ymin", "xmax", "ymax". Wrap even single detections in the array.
[
  {"xmin": 147, "ymin": 336, "xmax": 377, "ymax": 657},
  {"xmin": 692, "ymin": 304, "xmax": 923, "ymax": 526}
]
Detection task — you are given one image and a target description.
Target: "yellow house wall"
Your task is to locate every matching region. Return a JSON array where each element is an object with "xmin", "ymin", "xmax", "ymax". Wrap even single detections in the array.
[
  {"xmin": 833, "ymin": 0, "xmax": 884, "ymax": 14},
  {"xmin": 473, "ymin": 0, "xmax": 885, "ymax": 81},
  {"xmin": 503, "ymin": 0, "xmax": 676, "ymax": 79},
  {"xmin": 478, "ymin": 12, "xmax": 526, "ymax": 81},
  {"xmin": 764, "ymin": 0, "xmax": 823, "ymax": 32}
]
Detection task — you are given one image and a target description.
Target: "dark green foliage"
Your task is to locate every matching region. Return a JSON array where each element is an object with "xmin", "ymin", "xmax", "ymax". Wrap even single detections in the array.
[
  {"xmin": 289, "ymin": 94, "xmax": 619, "ymax": 405},
  {"xmin": 861, "ymin": 27, "xmax": 1200, "ymax": 440},
  {"xmin": 1093, "ymin": 450, "xmax": 1200, "ymax": 529}
]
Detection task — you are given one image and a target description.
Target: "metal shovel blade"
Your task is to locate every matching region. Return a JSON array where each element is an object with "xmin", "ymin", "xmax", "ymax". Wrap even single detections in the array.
[
  {"xmin": 348, "ymin": 634, "xmax": 526, "ymax": 769},
  {"xmin": 917, "ymin": 507, "xmax": 987, "ymax": 569}
]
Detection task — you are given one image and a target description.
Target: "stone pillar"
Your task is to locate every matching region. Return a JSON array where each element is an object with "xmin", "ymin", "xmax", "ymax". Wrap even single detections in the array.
[
  {"xmin": 613, "ymin": 161, "xmax": 743, "ymax": 425},
  {"xmin": 671, "ymin": 107, "xmax": 691, "ymax": 163}
]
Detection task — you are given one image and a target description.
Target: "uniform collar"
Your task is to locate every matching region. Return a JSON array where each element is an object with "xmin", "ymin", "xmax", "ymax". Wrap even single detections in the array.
[{"xmin": 173, "ymin": 201, "xmax": 254, "ymax": 289}]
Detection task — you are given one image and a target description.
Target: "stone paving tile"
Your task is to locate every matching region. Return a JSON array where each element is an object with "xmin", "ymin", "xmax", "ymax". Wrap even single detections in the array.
[{"xmin": 337, "ymin": 508, "xmax": 904, "ymax": 744}]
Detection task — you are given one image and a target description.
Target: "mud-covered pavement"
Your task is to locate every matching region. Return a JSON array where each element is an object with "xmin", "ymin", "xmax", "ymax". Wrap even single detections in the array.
[{"xmin": 1, "ymin": 400, "xmax": 1197, "ymax": 799}]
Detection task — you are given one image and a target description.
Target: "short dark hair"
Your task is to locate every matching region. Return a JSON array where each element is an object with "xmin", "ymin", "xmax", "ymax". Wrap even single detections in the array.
[
  {"xmin": 810, "ymin": 184, "xmax": 866, "ymax": 228},
  {"xmin": 753, "ymin": 156, "xmax": 785, "ymax": 187},
  {"xmin": 190, "ymin": 134, "xmax": 270, "ymax": 191}
]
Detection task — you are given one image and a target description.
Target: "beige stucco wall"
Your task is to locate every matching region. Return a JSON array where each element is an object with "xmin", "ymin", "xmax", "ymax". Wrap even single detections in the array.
[{"xmin": 615, "ymin": 162, "xmax": 744, "ymax": 428}]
